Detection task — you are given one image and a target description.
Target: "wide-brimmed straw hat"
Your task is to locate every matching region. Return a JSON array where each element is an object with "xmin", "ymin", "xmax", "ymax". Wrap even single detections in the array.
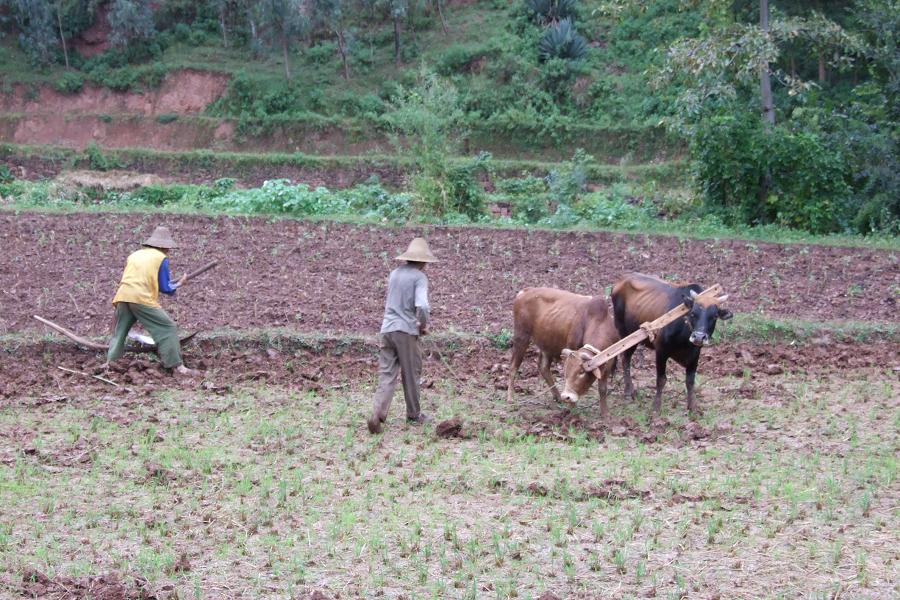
[
  {"xmin": 143, "ymin": 226, "xmax": 177, "ymax": 249},
  {"xmin": 396, "ymin": 237, "xmax": 437, "ymax": 263}
]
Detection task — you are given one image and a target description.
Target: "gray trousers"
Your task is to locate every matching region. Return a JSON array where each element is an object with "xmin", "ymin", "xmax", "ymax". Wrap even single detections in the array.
[{"xmin": 371, "ymin": 331, "xmax": 422, "ymax": 421}]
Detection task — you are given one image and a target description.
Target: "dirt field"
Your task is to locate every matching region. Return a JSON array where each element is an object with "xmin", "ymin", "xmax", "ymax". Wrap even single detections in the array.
[
  {"xmin": 0, "ymin": 346, "xmax": 897, "ymax": 599},
  {"xmin": 1, "ymin": 211, "xmax": 898, "ymax": 599},
  {"xmin": 2, "ymin": 212, "xmax": 898, "ymax": 338}
]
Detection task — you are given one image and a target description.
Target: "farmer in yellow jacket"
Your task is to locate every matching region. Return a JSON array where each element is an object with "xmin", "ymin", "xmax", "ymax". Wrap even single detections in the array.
[{"xmin": 106, "ymin": 226, "xmax": 198, "ymax": 376}]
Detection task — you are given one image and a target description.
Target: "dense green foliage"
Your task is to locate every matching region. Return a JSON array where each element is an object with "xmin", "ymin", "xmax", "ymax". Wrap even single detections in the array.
[{"xmin": 0, "ymin": 0, "xmax": 896, "ymax": 234}]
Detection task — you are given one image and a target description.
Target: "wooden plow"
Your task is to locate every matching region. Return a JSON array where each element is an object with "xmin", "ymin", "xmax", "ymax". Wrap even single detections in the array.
[
  {"xmin": 33, "ymin": 315, "xmax": 199, "ymax": 353},
  {"xmin": 582, "ymin": 284, "xmax": 726, "ymax": 377}
]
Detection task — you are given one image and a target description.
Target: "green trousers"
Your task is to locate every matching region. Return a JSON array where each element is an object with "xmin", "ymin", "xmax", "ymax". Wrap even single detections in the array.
[{"xmin": 107, "ymin": 302, "xmax": 183, "ymax": 369}]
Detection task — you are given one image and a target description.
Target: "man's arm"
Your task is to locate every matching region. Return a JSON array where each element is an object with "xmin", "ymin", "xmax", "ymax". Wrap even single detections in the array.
[
  {"xmin": 415, "ymin": 276, "xmax": 430, "ymax": 333},
  {"xmin": 158, "ymin": 258, "xmax": 178, "ymax": 295}
]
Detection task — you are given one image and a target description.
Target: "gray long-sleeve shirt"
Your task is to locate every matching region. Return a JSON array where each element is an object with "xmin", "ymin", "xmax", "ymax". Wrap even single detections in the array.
[{"xmin": 380, "ymin": 264, "xmax": 430, "ymax": 335}]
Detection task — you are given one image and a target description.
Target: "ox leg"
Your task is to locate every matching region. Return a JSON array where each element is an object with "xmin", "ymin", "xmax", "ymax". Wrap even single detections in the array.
[
  {"xmin": 538, "ymin": 352, "xmax": 562, "ymax": 403},
  {"xmin": 653, "ymin": 349, "xmax": 668, "ymax": 414},
  {"xmin": 622, "ymin": 346, "xmax": 637, "ymax": 401},
  {"xmin": 685, "ymin": 355, "xmax": 700, "ymax": 414},
  {"xmin": 507, "ymin": 331, "xmax": 530, "ymax": 403}
]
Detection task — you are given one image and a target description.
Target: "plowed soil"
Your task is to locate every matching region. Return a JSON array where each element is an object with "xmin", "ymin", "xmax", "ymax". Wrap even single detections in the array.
[
  {"xmin": 2, "ymin": 212, "xmax": 897, "ymax": 338},
  {"xmin": 1, "ymin": 334, "xmax": 895, "ymax": 403}
]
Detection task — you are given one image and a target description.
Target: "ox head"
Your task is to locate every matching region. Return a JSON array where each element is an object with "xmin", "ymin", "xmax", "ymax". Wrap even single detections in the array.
[
  {"xmin": 682, "ymin": 290, "xmax": 733, "ymax": 347},
  {"xmin": 560, "ymin": 346, "xmax": 608, "ymax": 404}
]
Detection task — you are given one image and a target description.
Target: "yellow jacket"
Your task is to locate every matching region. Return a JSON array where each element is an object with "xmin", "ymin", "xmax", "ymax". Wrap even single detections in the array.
[{"xmin": 112, "ymin": 247, "xmax": 168, "ymax": 308}]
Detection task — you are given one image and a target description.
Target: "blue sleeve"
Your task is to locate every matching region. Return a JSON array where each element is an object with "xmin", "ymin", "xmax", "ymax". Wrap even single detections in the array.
[{"xmin": 158, "ymin": 258, "xmax": 177, "ymax": 295}]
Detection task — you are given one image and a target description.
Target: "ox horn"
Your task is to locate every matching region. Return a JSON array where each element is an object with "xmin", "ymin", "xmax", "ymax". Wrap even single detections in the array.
[
  {"xmin": 561, "ymin": 348, "xmax": 574, "ymax": 357},
  {"xmin": 582, "ymin": 344, "xmax": 601, "ymax": 354},
  {"xmin": 689, "ymin": 289, "xmax": 699, "ymax": 300},
  {"xmin": 717, "ymin": 294, "xmax": 729, "ymax": 303}
]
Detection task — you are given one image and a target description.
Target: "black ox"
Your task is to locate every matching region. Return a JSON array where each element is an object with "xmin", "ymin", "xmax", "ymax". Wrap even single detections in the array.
[{"xmin": 611, "ymin": 273, "xmax": 733, "ymax": 413}]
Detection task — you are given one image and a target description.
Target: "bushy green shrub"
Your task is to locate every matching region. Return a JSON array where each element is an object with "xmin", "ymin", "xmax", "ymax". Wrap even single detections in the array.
[
  {"xmin": 798, "ymin": 85, "xmax": 900, "ymax": 234},
  {"xmin": 496, "ymin": 175, "xmax": 547, "ymax": 197},
  {"xmin": 496, "ymin": 175, "xmax": 549, "ymax": 223},
  {"xmin": 435, "ymin": 43, "xmax": 499, "ymax": 76},
  {"xmin": 83, "ymin": 142, "xmax": 120, "ymax": 171},
  {"xmin": 576, "ymin": 184, "xmax": 651, "ymax": 229},
  {"xmin": 54, "ymin": 72, "xmax": 85, "ymax": 94},
  {"xmin": 511, "ymin": 194, "xmax": 549, "ymax": 223},
  {"xmin": 306, "ymin": 42, "xmax": 338, "ymax": 64},
  {"xmin": 692, "ymin": 114, "xmax": 852, "ymax": 233},
  {"xmin": 538, "ymin": 19, "xmax": 587, "ymax": 62},
  {"xmin": 524, "ymin": 0, "xmax": 579, "ymax": 26},
  {"xmin": 130, "ymin": 184, "xmax": 192, "ymax": 206},
  {"xmin": 546, "ymin": 148, "xmax": 591, "ymax": 205}
]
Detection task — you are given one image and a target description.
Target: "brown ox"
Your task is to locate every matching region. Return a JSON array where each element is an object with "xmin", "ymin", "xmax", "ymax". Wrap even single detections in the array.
[{"xmin": 507, "ymin": 287, "xmax": 619, "ymax": 417}]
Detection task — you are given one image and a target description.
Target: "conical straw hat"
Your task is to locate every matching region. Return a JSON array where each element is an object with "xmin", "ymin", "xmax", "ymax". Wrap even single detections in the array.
[
  {"xmin": 396, "ymin": 237, "xmax": 437, "ymax": 262},
  {"xmin": 143, "ymin": 226, "xmax": 178, "ymax": 249}
]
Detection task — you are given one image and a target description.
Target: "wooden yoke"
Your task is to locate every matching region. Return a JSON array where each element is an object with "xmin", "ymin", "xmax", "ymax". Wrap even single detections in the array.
[{"xmin": 583, "ymin": 284, "xmax": 725, "ymax": 377}]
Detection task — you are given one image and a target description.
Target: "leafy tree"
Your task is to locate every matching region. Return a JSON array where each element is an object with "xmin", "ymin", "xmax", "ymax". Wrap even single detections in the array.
[
  {"xmin": 257, "ymin": 0, "xmax": 309, "ymax": 80},
  {"xmin": 211, "ymin": 0, "xmax": 248, "ymax": 48},
  {"xmin": 655, "ymin": 0, "xmax": 872, "ymax": 231},
  {"xmin": 5, "ymin": 0, "xmax": 57, "ymax": 65},
  {"xmin": 383, "ymin": 69, "xmax": 488, "ymax": 218},
  {"xmin": 108, "ymin": 0, "xmax": 157, "ymax": 49},
  {"xmin": 312, "ymin": 0, "xmax": 352, "ymax": 79},
  {"xmin": 382, "ymin": 0, "xmax": 407, "ymax": 66},
  {"xmin": 431, "ymin": 0, "xmax": 448, "ymax": 34}
]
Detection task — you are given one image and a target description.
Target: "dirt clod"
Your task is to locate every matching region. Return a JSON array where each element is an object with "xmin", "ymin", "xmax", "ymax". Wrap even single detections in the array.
[
  {"xmin": 170, "ymin": 552, "xmax": 191, "ymax": 574},
  {"xmin": 144, "ymin": 461, "xmax": 175, "ymax": 484},
  {"xmin": 295, "ymin": 590, "xmax": 332, "ymax": 600},
  {"xmin": 683, "ymin": 422, "xmax": 711, "ymax": 441},
  {"xmin": 435, "ymin": 417, "xmax": 464, "ymax": 438}
]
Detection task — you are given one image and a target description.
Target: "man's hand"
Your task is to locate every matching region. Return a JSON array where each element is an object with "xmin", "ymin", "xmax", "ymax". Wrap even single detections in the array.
[
  {"xmin": 418, "ymin": 322, "xmax": 428, "ymax": 336},
  {"xmin": 175, "ymin": 274, "xmax": 188, "ymax": 288}
]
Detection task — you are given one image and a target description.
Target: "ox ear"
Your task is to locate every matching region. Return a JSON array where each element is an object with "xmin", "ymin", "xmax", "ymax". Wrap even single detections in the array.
[{"xmin": 719, "ymin": 307, "xmax": 734, "ymax": 321}]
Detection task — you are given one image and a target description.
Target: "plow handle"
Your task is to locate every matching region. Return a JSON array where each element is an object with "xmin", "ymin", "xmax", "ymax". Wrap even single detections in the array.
[{"xmin": 182, "ymin": 260, "xmax": 220, "ymax": 283}]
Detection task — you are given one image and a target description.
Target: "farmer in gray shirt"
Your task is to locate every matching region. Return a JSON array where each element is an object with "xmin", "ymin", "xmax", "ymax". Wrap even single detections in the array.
[{"xmin": 367, "ymin": 237, "xmax": 437, "ymax": 434}]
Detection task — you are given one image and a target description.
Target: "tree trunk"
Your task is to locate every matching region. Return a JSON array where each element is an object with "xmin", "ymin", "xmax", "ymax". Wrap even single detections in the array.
[
  {"xmin": 757, "ymin": 0, "xmax": 773, "ymax": 208},
  {"xmin": 220, "ymin": 7, "xmax": 229, "ymax": 48},
  {"xmin": 56, "ymin": 6, "xmax": 69, "ymax": 69},
  {"xmin": 758, "ymin": 0, "xmax": 775, "ymax": 128},
  {"xmin": 337, "ymin": 30, "xmax": 350, "ymax": 80},
  {"xmin": 282, "ymin": 36, "xmax": 291, "ymax": 80},
  {"xmin": 393, "ymin": 17, "xmax": 402, "ymax": 66},
  {"xmin": 436, "ymin": 0, "xmax": 448, "ymax": 34},
  {"xmin": 249, "ymin": 14, "xmax": 258, "ymax": 51},
  {"xmin": 818, "ymin": 51, "xmax": 826, "ymax": 83}
]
